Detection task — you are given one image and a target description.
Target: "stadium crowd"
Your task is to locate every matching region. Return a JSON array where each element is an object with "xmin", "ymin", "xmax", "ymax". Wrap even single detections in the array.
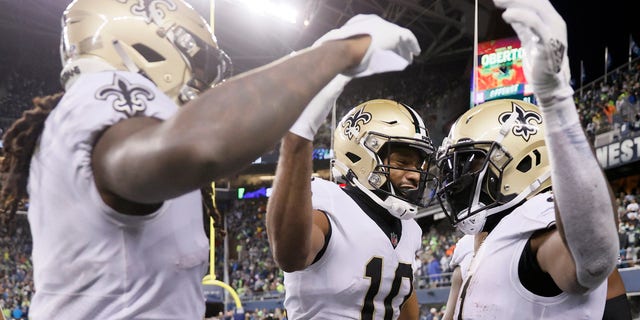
[
  {"xmin": 1, "ymin": 55, "xmax": 640, "ymax": 320},
  {"xmin": 578, "ymin": 60, "xmax": 640, "ymax": 144},
  {"xmin": 0, "ymin": 213, "xmax": 32, "ymax": 319}
]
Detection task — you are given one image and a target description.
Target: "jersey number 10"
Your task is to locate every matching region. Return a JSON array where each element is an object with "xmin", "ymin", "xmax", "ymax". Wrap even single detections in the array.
[{"xmin": 361, "ymin": 257, "xmax": 413, "ymax": 320}]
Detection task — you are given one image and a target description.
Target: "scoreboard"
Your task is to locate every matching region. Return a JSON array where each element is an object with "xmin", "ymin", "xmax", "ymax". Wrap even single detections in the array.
[{"xmin": 471, "ymin": 37, "xmax": 536, "ymax": 107}]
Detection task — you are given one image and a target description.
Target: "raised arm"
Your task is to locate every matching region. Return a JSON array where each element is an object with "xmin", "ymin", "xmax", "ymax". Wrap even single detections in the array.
[
  {"xmin": 266, "ymin": 67, "xmax": 354, "ymax": 270},
  {"xmin": 93, "ymin": 36, "xmax": 368, "ymax": 205},
  {"xmin": 94, "ymin": 14, "xmax": 420, "ymax": 209},
  {"xmin": 266, "ymin": 15, "xmax": 422, "ymax": 271},
  {"xmin": 266, "ymin": 132, "xmax": 330, "ymax": 272},
  {"xmin": 493, "ymin": 0, "xmax": 618, "ymax": 292}
]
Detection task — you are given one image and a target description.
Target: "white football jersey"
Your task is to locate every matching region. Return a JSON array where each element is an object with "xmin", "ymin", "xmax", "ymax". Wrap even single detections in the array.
[
  {"xmin": 284, "ymin": 178, "xmax": 422, "ymax": 320},
  {"xmin": 27, "ymin": 71, "xmax": 209, "ymax": 319},
  {"xmin": 453, "ymin": 192, "xmax": 607, "ymax": 319},
  {"xmin": 450, "ymin": 234, "xmax": 474, "ymax": 280}
]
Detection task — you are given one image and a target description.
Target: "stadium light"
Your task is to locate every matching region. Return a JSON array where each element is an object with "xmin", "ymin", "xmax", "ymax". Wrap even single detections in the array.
[{"xmin": 231, "ymin": 0, "xmax": 298, "ymax": 24}]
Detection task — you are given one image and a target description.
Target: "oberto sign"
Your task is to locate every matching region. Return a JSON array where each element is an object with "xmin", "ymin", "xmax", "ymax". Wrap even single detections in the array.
[{"xmin": 595, "ymin": 134, "xmax": 640, "ymax": 169}]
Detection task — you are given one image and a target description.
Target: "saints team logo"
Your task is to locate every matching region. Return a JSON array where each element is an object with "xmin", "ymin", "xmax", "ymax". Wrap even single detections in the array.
[
  {"xmin": 96, "ymin": 73, "xmax": 155, "ymax": 116},
  {"xmin": 342, "ymin": 108, "xmax": 372, "ymax": 140},
  {"xmin": 498, "ymin": 102, "xmax": 542, "ymax": 142},
  {"xmin": 119, "ymin": 0, "xmax": 178, "ymax": 25}
]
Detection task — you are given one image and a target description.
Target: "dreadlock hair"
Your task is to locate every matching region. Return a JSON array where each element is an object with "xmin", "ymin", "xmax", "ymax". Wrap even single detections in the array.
[{"xmin": 0, "ymin": 92, "xmax": 64, "ymax": 219}]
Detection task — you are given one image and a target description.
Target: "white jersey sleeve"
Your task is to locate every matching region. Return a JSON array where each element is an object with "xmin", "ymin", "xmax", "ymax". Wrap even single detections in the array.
[
  {"xmin": 27, "ymin": 71, "xmax": 208, "ymax": 319},
  {"xmin": 30, "ymin": 71, "xmax": 177, "ymax": 221}
]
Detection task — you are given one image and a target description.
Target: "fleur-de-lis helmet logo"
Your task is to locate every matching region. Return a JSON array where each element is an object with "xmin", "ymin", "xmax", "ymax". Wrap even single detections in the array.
[
  {"xmin": 498, "ymin": 101, "xmax": 542, "ymax": 142},
  {"xmin": 124, "ymin": 0, "xmax": 178, "ymax": 25},
  {"xmin": 96, "ymin": 74, "xmax": 155, "ymax": 116},
  {"xmin": 342, "ymin": 108, "xmax": 372, "ymax": 140}
]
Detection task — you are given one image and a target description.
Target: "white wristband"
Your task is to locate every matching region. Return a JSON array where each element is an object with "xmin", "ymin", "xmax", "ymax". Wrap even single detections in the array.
[{"xmin": 289, "ymin": 75, "xmax": 351, "ymax": 141}]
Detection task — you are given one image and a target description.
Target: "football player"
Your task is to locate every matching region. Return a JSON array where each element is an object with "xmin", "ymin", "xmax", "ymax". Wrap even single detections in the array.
[
  {"xmin": 440, "ymin": 0, "xmax": 623, "ymax": 316},
  {"xmin": 435, "ymin": 0, "xmax": 619, "ymax": 316},
  {"xmin": 437, "ymin": 97, "xmax": 617, "ymax": 318},
  {"xmin": 0, "ymin": 0, "xmax": 421, "ymax": 318},
  {"xmin": 267, "ymin": 99, "xmax": 437, "ymax": 319},
  {"xmin": 442, "ymin": 234, "xmax": 631, "ymax": 320}
]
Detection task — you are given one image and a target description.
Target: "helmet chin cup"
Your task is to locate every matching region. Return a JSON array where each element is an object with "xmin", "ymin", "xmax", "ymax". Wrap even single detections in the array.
[
  {"xmin": 349, "ymin": 173, "xmax": 419, "ymax": 220},
  {"xmin": 455, "ymin": 203, "xmax": 488, "ymax": 235},
  {"xmin": 387, "ymin": 197, "xmax": 418, "ymax": 220}
]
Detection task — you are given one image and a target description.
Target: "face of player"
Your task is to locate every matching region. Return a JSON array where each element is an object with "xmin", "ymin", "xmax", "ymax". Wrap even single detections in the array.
[{"xmin": 385, "ymin": 146, "xmax": 426, "ymax": 197}]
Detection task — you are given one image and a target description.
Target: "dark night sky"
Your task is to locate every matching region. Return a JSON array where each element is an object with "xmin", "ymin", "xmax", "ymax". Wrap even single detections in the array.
[{"xmin": 550, "ymin": 0, "xmax": 640, "ymax": 84}]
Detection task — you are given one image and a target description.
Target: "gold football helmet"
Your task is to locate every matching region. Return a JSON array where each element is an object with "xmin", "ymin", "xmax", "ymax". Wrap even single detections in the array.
[
  {"xmin": 436, "ymin": 99, "xmax": 551, "ymax": 234},
  {"xmin": 332, "ymin": 99, "xmax": 436, "ymax": 220},
  {"xmin": 59, "ymin": 0, "xmax": 232, "ymax": 105}
]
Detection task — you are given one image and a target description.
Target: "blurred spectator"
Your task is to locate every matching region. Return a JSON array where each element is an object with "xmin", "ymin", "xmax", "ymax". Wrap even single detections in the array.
[
  {"xmin": 627, "ymin": 197, "xmax": 639, "ymax": 221},
  {"xmin": 427, "ymin": 254, "xmax": 443, "ymax": 288},
  {"xmin": 426, "ymin": 307, "xmax": 439, "ymax": 320}
]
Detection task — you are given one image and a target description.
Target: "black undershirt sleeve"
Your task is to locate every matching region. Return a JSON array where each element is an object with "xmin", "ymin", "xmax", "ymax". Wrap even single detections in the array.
[
  {"xmin": 602, "ymin": 294, "xmax": 632, "ymax": 320},
  {"xmin": 311, "ymin": 210, "xmax": 332, "ymax": 265},
  {"xmin": 518, "ymin": 238, "xmax": 562, "ymax": 297}
]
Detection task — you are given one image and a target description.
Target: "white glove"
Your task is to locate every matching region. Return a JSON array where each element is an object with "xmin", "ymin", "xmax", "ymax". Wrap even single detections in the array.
[
  {"xmin": 314, "ymin": 14, "xmax": 421, "ymax": 78},
  {"xmin": 493, "ymin": 0, "xmax": 574, "ymax": 107},
  {"xmin": 289, "ymin": 74, "xmax": 352, "ymax": 141}
]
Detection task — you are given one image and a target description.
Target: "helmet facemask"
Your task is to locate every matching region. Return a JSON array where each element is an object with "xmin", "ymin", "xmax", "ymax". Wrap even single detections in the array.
[
  {"xmin": 342, "ymin": 131, "xmax": 438, "ymax": 220},
  {"xmin": 164, "ymin": 25, "xmax": 233, "ymax": 103},
  {"xmin": 370, "ymin": 136, "xmax": 438, "ymax": 210},
  {"xmin": 436, "ymin": 140, "xmax": 513, "ymax": 234}
]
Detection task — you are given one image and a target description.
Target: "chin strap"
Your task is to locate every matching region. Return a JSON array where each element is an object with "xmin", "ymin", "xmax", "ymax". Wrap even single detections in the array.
[
  {"xmin": 457, "ymin": 169, "xmax": 551, "ymax": 235},
  {"xmin": 485, "ymin": 170, "xmax": 551, "ymax": 217},
  {"xmin": 330, "ymin": 159, "xmax": 349, "ymax": 184},
  {"xmin": 332, "ymin": 160, "xmax": 418, "ymax": 220},
  {"xmin": 113, "ymin": 40, "xmax": 141, "ymax": 74},
  {"xmin": 351, "ymin": 177, "xmax": 418, "ymax": 220},
  {"xmin": 113, "ymin": 40, "xmax": 196, "ymax": 104},
  {"xmin": 113, "ymin": 40, "xmax": 157, "ymax": 84},
  {"xmin": 59, "ymin": 41, "xmax": 148, "ymax": 91}
]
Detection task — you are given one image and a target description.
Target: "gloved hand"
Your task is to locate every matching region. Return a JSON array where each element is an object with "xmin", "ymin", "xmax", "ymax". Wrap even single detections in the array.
[
  {"xmin": 493, "ymin": 0, "xmax": 574, "ymax": 107},
  {"xmin": 289, "ymin": 74, "xmax": 352, "ymax": 141},
  {"xmin": 314, "ymin": 14, "xmax": 421, "ymax": 78}
]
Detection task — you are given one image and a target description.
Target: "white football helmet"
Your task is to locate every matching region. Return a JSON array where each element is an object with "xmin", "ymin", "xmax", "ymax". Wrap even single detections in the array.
[
  {"xmin": 436, "ymin": 99, "xmax": 551, "ymax": 234},
  {"xmin": 332, "ymin": 99, "xmax": 437, "ymax": 220},
  {"xmin": 59, "ymin": 0, "xmax": 232, "ymax": 105}
]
